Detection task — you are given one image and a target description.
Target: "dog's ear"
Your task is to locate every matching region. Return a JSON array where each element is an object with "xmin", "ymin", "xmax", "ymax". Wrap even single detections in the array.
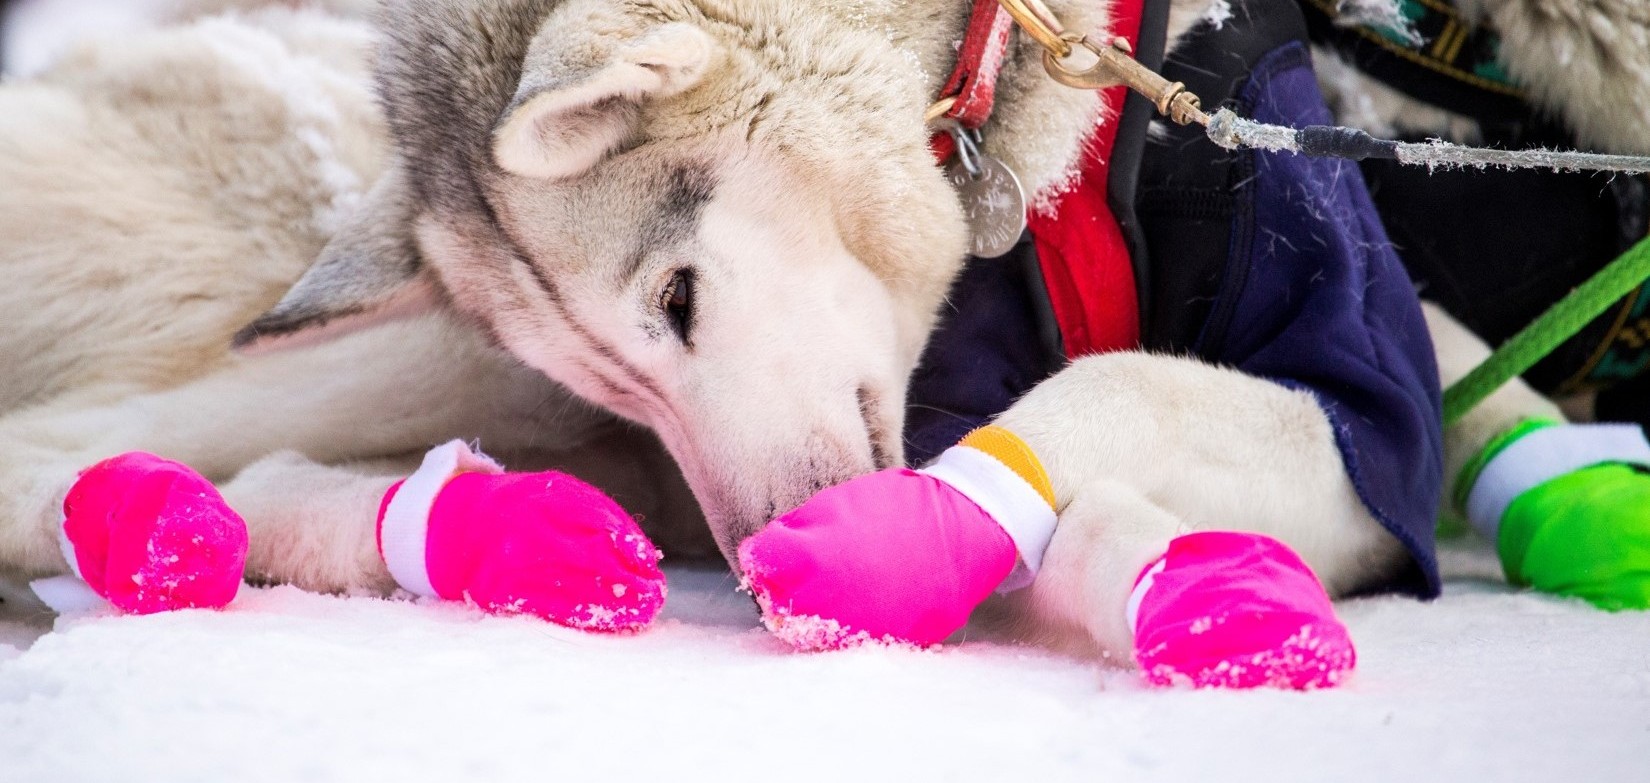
[
  {"xmin": 232, "ymin": 164, "xmax": 436, "ymax": 355},
  {"xmin": 492, "ymin": 21, "xmax": 720, "ymax": 180}
]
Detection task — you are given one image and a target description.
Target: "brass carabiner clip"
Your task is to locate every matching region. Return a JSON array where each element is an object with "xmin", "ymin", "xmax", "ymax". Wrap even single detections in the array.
[
  {"xmin": 994, "ymin": 0, "xmax": 1209, "ymax": 126},
  {"xmin": 1042, "ymin": 33, "xmax": 1207, "ymax": 126}
]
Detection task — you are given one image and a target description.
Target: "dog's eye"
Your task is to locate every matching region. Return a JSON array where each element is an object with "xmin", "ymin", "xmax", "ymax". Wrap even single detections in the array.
[{"xmin": 661, "ymin": 268, "xmax": 695, "ymax": 343}]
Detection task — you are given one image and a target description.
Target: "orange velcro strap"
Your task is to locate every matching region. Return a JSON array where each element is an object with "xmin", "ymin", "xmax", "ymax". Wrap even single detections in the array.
[{"xmin": 957, "ymin": 425, "xmax": 1057, "ymax": 509}]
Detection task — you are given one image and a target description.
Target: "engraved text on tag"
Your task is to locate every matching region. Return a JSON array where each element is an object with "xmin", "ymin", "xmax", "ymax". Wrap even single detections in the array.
[{"xmin": 947, "ymin": 155, "xmax": 1027, "ymax": 259}]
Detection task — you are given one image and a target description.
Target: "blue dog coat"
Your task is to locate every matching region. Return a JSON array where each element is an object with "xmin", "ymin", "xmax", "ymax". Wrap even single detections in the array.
[{"xmin": 906, "ymin": 0, "xmax": 1444, "ymax": 597}]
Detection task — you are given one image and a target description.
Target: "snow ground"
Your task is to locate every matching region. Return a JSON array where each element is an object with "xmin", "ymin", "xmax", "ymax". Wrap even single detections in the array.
[{"xmin": 2, "ymin": 539, "xmax": 1647, "ymax": 783}]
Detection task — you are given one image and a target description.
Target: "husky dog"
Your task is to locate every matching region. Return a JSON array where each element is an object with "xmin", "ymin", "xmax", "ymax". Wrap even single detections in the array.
[
  {"xmin": 0, "ymin": 0, "xmax": 1626, "ymax": 656},
  {"xmin": 0, "ymin": 5, "xmax": 707, "ymax": 603}
]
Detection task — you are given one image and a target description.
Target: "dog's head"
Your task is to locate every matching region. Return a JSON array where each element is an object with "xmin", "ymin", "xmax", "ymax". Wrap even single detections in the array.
[{"xmin": 240, "ymin": 0, "xmax": 971, "ymax": 562}]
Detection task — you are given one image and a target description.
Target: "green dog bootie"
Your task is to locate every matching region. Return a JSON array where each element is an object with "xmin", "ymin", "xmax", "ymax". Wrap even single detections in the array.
[{"xmin": 1458, "ymin": 420, "xmax": 1650, "ymax": 611}]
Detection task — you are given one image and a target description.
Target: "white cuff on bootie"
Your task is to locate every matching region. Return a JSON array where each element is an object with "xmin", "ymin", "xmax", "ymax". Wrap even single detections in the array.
[
  {"xmin": 1466, "ymin": 423, "xmax": 1650, "ymax": 541},
  {"xmin": 29, "ymin": 575, "xmax": 109, "ymax": 614},
  {"xmin": 920, "ymin": 426, "xmax": 1059, "ymax": 593},
  {"xmin": 379, "ymin": 440, "xmax": 503, "ymax": 598}
]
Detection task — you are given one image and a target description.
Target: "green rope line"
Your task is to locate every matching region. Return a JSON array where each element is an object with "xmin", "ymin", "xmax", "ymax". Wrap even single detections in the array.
[{"xmin": 1443, "ymin": 235, "xmax": 1650, "ymax": 426}]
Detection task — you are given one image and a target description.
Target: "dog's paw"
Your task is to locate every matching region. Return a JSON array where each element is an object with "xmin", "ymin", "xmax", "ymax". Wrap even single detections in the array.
[
  {"xmin": 1499, "ymin": 461, "xmax": 1650, "ymax": 611},
  {"xmin": 49, "ymin": 453, "xmax": 248, "ymax": 614},
  {"xmin": 1463, "ymin": 421, "xmax": 1650, "ymax": 611},
  {"xmin": 737, "ymin": 466, "xmax": 1020, "ymax": 651},
  {"xmin": 1129, "ymin": 531, "xmax": 1355, "ymax": 690},
  {"xmin": 376, "ymin": 441, "xmax": 667, "ymax": 632}
]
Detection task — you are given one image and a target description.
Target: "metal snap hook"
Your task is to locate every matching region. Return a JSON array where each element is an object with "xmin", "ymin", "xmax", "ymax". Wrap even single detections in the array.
[{"xmin": 1040, "ymin": 33, "xmax": 1208, "ymax": 126}]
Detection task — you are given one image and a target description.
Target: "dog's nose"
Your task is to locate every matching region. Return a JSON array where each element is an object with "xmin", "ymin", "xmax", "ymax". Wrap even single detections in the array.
[{"xmin": 715, "ymin": 469, "xmax": 857, "ymax": 568}]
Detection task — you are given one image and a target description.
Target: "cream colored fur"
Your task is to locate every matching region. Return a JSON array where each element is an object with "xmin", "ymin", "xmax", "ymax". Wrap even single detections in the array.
[
  {"xmin": 1422, "ymin": 303, "xmax": 1566, "ymax": 501},
  {"xmin": 3, "ymin": 0, "xmax": 1440, "ymax": 666},
  {"xmin": 1458, "ymin": 0, "xmax": 1650, "ymax": 156},
  {"xmin": 1315, "ymin": 0, "xmax": 1650, "ymax": 155}
]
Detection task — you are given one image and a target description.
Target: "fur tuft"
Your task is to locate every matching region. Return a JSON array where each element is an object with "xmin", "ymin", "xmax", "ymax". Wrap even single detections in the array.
[{"xmin": 1462, "ymin": 0, "xmax": 1650, "ymax": 155}]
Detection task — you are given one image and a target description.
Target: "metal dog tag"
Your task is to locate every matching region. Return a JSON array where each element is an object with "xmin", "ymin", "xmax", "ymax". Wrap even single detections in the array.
[{"xmin": 947, "ymin": 154, "xmax": 1027, "ymax": 259}]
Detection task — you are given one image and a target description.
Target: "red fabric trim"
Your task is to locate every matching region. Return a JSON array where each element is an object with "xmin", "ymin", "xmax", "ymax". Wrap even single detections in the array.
[
  {"xmin": 929, "ymin": 132, "xmax": 957, "ymax": 164},
  {"xmin": 1026, "ymin": 1, "xmax": 1144, "ymax": 359}
]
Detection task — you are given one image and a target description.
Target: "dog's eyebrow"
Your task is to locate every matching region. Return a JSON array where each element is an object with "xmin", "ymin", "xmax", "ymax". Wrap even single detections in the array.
[
  {"xmin": 660, "ymin": 163, "xmax": 716, "ymax": 224},
  {"xmin": 491, "ymin": 212, "xmax": 672, "ymax": 408},
  {"xmin": 620, "ymin": 246, "xmax": 650, "ymax": 289},
  {"xmin": 624, "ymin": 163, "xmax": 718, "ymax": 285}
]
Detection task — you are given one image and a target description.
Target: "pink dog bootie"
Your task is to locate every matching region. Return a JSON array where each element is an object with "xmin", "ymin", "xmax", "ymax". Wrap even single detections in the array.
[
  {"xmin": 738, "ymin": 426, "xmax": 1056, "ymax": 650},
  {"xmin": 31, "ymin": 452, "xmax": 249, "ymax": 615},
  {"xmin": 1129, "ymin": 531, "xmax": 1355, "ymax": 689},
  {"xmin": 376, "ymin": 441, "xmax": 667, "ymax": 632}
]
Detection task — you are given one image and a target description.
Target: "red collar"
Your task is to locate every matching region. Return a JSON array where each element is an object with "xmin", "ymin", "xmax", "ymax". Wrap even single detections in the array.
[
  {"xmin": 928, "ymin": 0, "xmax": 1016, "ymax": 162},
  {"xmin": 931, "ymin": 0, "xmax": 1147, "ymax": 358},
  {"xmin": 936, "ymin": 1, "xmax": 1018, "ymax": 131}
]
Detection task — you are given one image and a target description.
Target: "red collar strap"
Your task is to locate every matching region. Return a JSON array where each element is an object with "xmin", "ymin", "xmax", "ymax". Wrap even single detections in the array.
[
  {"xmin": 928, "ymin": 0, "xmax": 1014, "ymax": 162},
  {"xmin": 936, "ymin": 0, "xmax": 1017, "ymax": 131},
  {"xmin": 931, "ymin": 0, "xmax": 1148, "ymax": 358}
]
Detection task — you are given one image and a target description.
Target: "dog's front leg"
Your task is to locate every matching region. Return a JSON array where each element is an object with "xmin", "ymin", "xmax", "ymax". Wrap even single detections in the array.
[
  {"xmin": 0, "ymin": 397, "xmax": 406, "ymax": 595},
  {"xmin": 218, "ymin": 451, "xmax": 404, "ymax": 594},
  {"xmin": 1421, "ymin": 301, "xmax": 1565, "ymax": 486},
  {"xmin": 1007, "ymin": 477, "xmax": 1182, "ymax": 660},
  {"xmin": 990, "ymin": 352, "xmax": 1406, "ymax": 660},
  {"xmin": 0, "ymin": 391, "xmax": 186, "ymax": 580},
  {"xmin": 0, "ymin": 317, "xmax": 613, "ymax": 597},
  {"xmin": 737, "ymin": 351, "xmax": 1411, "ymax": 680},
  {"xmin": 1423, "ymin": 301, "xmax": 1650, "ymax": 611}
]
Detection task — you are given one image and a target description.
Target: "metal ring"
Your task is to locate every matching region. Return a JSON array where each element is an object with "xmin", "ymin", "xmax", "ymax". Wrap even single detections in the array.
[{"xmin": 951, "ymin": 127, "xmax": 984, "ymax": 180}]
